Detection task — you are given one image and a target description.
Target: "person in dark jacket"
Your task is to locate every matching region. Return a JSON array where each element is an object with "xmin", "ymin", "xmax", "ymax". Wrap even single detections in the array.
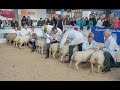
[
  {"xmin": 53, "ymin": 17, "xmax": 57, "ymax": 26},
  {"xmin": 21, "ymin": 16, "xmax": 27, "ymax": 27},
  {"xmin": 70, "ymin": 19, "xmax": 74, "ymax": 26},
  {"xmin": 49, "ymin": 17, "xmax": 55, "ymax": 25},
  {"xmin": 37, "ymin": 18, "xmax": 44, "ymax": 26},
  {"xmin": 92, "ymin": 17, "xmax": 97, "ymax": 26},
  {"xmin": 0, "ymin": 19, "xmax": 2, "ymax": 28},
  {"xmin": 26, "ymin": 16, "xmax": 32, "ymax": 26},
  {"xmin": 11, "ymin": 19, "xmax": 19, "ymax": 28},
  {"xmin": 103, "ymin": 18, "xmax": 111, "ymax": 28},
  {"xmin": 85, "ymin": 17, "xmax": 89, "ymax": 26},
  {"xmin": 57, "ymin": 18, "xmax": 63, "ymax": 31}
]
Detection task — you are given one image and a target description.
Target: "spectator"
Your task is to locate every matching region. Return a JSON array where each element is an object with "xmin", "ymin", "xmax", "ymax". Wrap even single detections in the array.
[
  {"xmin": 11, "ymin": 19, "xmax": 19, "ymax": 28},
  {"xmin": 73, "ymin": 18, "xmax": 76, "ymax": 25},
  {"xmin": 82, "ymin": 17, "xmax": 86, "ymax": 26},
  {"xmin": 85, "ymin": 17, "xmax": 89, "ymax": 26},
  {"xmin": 21, "ymin": 16, "xmax": 27, "ymax": 27},
  {"xmin": 96, "ymin": 16, "xmax": 104, "ymax": 28},
  {"xmin": 113, "ymin": 17, "xmax": 120, "ymax": 28},
  {"xmin": 70, "ymin": 18, "xmax": 74, "ymax": 26},
  {"xmin": 53, "ymin": 17, "xmax": 57, "ymax": 26},
  {"xmin": 92, "ymin": 17, "xmax": 97, "ymax": 26},
  {"xmin": 79, "ymin": 18, "xmax": 84, "ymax": 30},
  {"xmin": 87, "ymin": 19, "xmax": 93, "ymax": 30},
  {"xmin": 76, "ymin": 18, "xmax": 81, "ymax": 27},
  {"xmin": 37, "ymin": 18, "xmax": 44, "ymax": 26},
  {"xmin": 103, "ymin": 18, "xmax": 111, "ymax": 28},
  {"xmin": 0, "ymin": 19, "xmax": 2, "ymax": 28},
  {"xmin": 66, "ymin": 17, "xmax": 71, "ymax": 25},
  {"xmin": 26, "ymin": 16, "xmax": 32, "ymax": 26},
  {"xmin": 57, "ymin": 17, "xmax": 63, "ymax": 31}
]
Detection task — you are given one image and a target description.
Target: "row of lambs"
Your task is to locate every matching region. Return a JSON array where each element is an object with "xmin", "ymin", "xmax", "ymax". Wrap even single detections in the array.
[
  {"xmin": 6, "ymin": 33, "xmax": 105, "ymax": 74},
  {"xmin": 49, "ymin": 42, "xmax": 104, "ymax": 74},
  {"xmin": 6, "ymin": 33, "xmax": 30, "ymax": 49},
  {"xmin": 70, "ymin": 49, "xmax": 105, "ymax": 74}
]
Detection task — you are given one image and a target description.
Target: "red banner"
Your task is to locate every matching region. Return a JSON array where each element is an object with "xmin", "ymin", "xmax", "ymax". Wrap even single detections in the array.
[{"xmin": 0, "ymin": 10, "xmax": 14, "ymax": 18}]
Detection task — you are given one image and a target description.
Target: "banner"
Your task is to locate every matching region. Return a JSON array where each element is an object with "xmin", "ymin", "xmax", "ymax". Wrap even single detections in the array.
[{"xmin": 0, "ymin": 10, "xmax": 14, "ymax": 18}]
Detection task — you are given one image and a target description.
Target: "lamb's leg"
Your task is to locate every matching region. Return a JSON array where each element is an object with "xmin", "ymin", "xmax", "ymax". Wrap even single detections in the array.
[
  {"xmin": 15, "ymin": 42, "xmax": 18, "ymax": 47},
  {"xmin": 90, "ymin": 64, "xmax": 94, "ymax": 75},
  {"xmin": 41, "ymin": 47, "xmax": 44, "ymax": 55},
  {"xmin": 52, "ymin": 52, "xmax": 56, "ymax": 60},
  {"xmin": 61, "ymin": 55, "xmax": 64, "ymax": 63},
  {"xmin": 75, "ymin": 61, "xmax": 80, "ymax": 71},
  {"xmin": 69, "ymin": 60, "xmax": 72, "ymax": 68},
  {"xmin": 9, "ymin": 40, "xmax": 11, "ymax": 45},
  {"xmin": 13, "ymin": 42, "xmax": 15, "ymax": 47},
  {"xmin": 36, "ymin": 47, "xmax": 38, "ymax": 53},
  {"xmin": 19, "ymin": 43, "xmax": 22, "ymax": 49},
  {"xmin": 97, "ymin": 65, "xmax": 101, "ymax": 73}
]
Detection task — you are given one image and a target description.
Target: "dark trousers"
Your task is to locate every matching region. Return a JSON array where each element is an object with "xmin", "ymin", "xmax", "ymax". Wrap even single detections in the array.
[
  {"xmin": 69, "ymin": 43, "xmax": 83, "ymax": 61},
  {"xmin": 46, "ymin": 43, "xmax": 50, "ymax": 57},
  {"xmin": 103, "ymin": 52, "xmax": 115, "ymax": 69},
  {"xmin": 29, "ymin": 41, "xmax": 36, "ymax": 50},
  {"xmin": 46, "ymin": 41, "xmax": 60, "ymax": 57}
]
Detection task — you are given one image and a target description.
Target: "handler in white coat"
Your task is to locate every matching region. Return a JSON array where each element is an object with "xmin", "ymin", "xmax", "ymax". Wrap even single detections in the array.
[
  {"xmin": 60, "ymin": 29, "xmax": 84, "ymax": 63},
  {"xmin": 43, "ymin": 22, "xmax": 62, "ymax": 58},
  {"xmin": 19, "ymin": 24, "xmax": 31, "ymax": 36},
  {"xmin": 100, "ymin": 29, "xmax": 119, "ymax": 72},
  {"xmin": 82, "ymin": 32, "xmax": 97, "ymax": 51}
]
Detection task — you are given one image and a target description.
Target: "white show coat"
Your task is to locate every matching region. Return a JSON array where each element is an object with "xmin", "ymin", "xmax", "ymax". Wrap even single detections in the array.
[
  {"xmin": 51, "ymin": 31, "xmax": 62, "ymax": 42},
  {"xmin": 19, "ymin": 28, "xmax": 31, "ymax": 36},
  {"xmin": 60, "ymin": 30, "xmax": 84, "ymax": 48},
  {"xmin": 103, "ymin": 36, "xmax": 119, "ymax": 61},
  {"xmin": 15, "ymin": 31, "xmax": 20, "ymax": 36},
  {"xmin": 42, "ymin": 25, "xmax": 62, "ymax": 43},
  {"xmin": 82, "ymin": 40, "xmax": 97, "ymax": 51}
]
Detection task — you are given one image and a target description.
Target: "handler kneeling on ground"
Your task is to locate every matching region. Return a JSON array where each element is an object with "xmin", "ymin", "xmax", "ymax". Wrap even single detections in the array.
[
  {"xmin": 59, "ymin": 28, "xmax": 85, "ymax": 63},
  {"xmin": 100, "ymin": 29, "xmax": 120, "ymax": 72},
  {"xmin": 82, "ymin": 32, "xmax": 97, "ymax": 51}
]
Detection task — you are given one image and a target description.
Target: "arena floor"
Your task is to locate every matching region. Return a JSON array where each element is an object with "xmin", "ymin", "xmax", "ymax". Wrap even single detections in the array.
[{"xmin": 0, "ymin": 43, "xmax": 120, "ymax": 81}]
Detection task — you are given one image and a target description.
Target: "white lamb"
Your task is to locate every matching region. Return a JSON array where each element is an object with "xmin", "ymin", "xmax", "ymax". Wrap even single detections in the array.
[
  {"xmin": 6, "ymin": 33, "xmax": 17, "ymax": 45},
  {"xmin": 13, "ymin": 36, "xmax": 22, "ymax": 47},
  {"xmin": 60, "ymin": 45, "xmax": 78, "ymax": 63},
  {"xmin": 18, "ymin": 35, "xmax": 30, "ymax": 49},
  {"xmin": 49, "ymin": 43, "xmax": 60, "ymax": 59},
  {"xmin": 89, "ymin": 50, "xmax": 105, "ymax": 74},
  {"xmin": 35, "ymin": 39, "xmax": 45, "ymax": 54},
  {"xmin": 70, "ymin": 49, "xmax": 95, "ymax": 70}
]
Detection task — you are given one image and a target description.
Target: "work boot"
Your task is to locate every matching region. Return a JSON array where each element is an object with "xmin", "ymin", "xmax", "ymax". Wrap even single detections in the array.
[
  {"xmin": 102, "ymin": 67, "xmax": 111, "ymax": 72},
  {"xmin": 45, "ymin": 50, "xmax": 49, "ymax": 59},
  {"xmin": 31, "ymin": 49, "xmax": 35, "ymax": 52},
  {"xmin": 64, "ymin": 60, "xmax": 70, "ymax": 63}
]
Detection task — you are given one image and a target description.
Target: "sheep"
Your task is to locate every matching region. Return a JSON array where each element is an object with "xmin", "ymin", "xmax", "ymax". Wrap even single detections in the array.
[
  {"xmin": 89, "ymin": 50, "xmax": 105, "ymax": 74},
  {"xmin": 6, "ymin": 33, "xmax": 17, "ymax": 45},
  {"xmin": 35, "ymin": 39, "xmax": 46, "ymax": 54},
  {"xmin": 18, "ymin": 35, "xmax": 30, "ymax": 49},
  {"xmin": 13, "ymin": 36, "xmax": 22, "ymax": 47},
  {"xmin": 70, "ymin": 49, "xmax": 96, "ymax": 70},
  {"xmin": 49, "ymin": 43, "xmax": 60, "ymax": 59},
  {"xmin": 60, "ymin": 44, "xmax": 78, "ymax": 63}
]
